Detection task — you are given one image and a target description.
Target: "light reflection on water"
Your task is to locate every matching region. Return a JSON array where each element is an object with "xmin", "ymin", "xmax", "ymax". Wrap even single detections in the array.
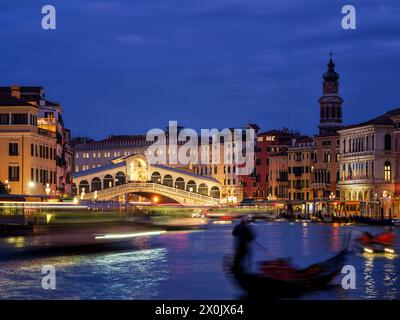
[
  {"xmin": 0, "ymin": 247, "xmax": 168, "ymax": 299},
  {"xmin": 383, "ymin": 258, "xmax": 398, "ymax": 300},
  {"xmin": 0, "ymin": 221, "xmax": 398, "ymax": 300},
  {"xmin": 363, "ymin": 255, "xmax": 378, "ymax": 299}
]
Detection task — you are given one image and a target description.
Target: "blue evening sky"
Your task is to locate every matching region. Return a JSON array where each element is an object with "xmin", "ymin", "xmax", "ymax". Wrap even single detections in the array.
[{"xmin": 1, "ymin": 0, "xmax": 399, "ymax": 138}]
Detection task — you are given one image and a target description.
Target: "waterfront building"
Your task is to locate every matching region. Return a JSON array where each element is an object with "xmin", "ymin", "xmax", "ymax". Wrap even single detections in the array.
[
  {"xmin": 0, "ymin": 86, "xmax": 73, "ymax": 196},
  {"xmin": 0, "ymin": 87, "xmax": 57, "ymax": 195},
  {"xmin": 72, "ymin": 135, "xmax": 150, "ymax": 172},
  {"xmin": 287, "ymin": 136, "xmax": 316, "ymax": 204},
  {"xmin": 388, "ymin": 108, "xmax": 400, "ymax": 196},
  {"xmin": 72, "ymin": 125, "xmax": 194, "ymax": 173},
  {"xmin": 268, "ymin": 151, "xmax": 289, "ymax": 200},
  {"xmin": 337, "ymin": 110, "xmax": 400, "ymax": 217},
  {"xmin": 192, "ymin": 124, "xmax": 260, "ymax": 204},
  {"xmin": 241, "ymin": 129, "xmax": 296, "ymax": 200}
]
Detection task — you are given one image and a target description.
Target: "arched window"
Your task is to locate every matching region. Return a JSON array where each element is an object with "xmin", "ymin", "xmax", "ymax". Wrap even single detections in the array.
[
  {"xmin": 103, "ymin": 174, "xmax": 114, "ymax": 189},
  {"xmin": 115, "ymin": 172, "xmax": 126, "ymax": 186},
  {"xmin": 198, "ymin": 183, "xmax": 209, "ymax": 196},
  {"xmin": 150, "ymin": 171, "xmax": 162, "ymax": 184},
  {"xmin": 79, "ymin": 180, "xmax": 89, "ymax": 194},
  {"xmin": 174, "ymin": 177, "xmax": 185, "ymax": 190},
  {"xmin": 384, "ymin": 161, "xmax": 391, "ymax": 181},
  {"xmin": 210, "ymin": 186, "xmax": 220, "ymax": 199},
  {"xmin": 384, "ymin": 134, "xmax": 392, "ymax": 151},
  {"xmin": 91, "ymin": 177, "xmax": 102, "ymax": 191},
  {"xmin": 186, "ymin": 180, "xmax": 197, "ymax": 193},
  {"xmin": 163, "ymin": 174, "xmax": 173, "ymax": 187}
]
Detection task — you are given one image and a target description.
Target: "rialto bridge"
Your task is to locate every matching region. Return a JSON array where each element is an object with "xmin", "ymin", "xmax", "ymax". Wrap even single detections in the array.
[{"xmin": 71, "ymin": 154, "xmax": 221, "ymax": 206}]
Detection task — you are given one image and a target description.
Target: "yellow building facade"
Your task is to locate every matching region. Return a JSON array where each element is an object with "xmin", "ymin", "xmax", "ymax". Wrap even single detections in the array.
[{"xmin": 0, "ymin": 96, "xmax": 57, "ymax": 195}]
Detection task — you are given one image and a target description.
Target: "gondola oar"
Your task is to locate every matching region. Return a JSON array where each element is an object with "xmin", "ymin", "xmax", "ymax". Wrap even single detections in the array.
[{"xmin": 254, "ymin": 240, "xmax": 269, "ymax": 255}]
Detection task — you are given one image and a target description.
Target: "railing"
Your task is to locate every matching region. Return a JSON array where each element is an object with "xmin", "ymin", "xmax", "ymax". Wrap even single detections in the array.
[
  {"xmin": 338, "ymin": 178, "xmax": 375, "ymax": 185},
  {"xmin": 38, "ymin": 127, "xmax": 56, "ymax": 138},
  {"xmin": 312, "ymin": 182, "xmax": 328, "ymax": 188},
  {"xmin": 83, "ymin": 182, "xmax": 221, "ymax": 205}
]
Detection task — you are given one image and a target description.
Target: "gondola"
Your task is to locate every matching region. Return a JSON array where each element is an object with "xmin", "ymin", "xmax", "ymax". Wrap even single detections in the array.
[
  {"xmin": 351, "ymin": 216, "xmax": 394, "ymax": 226},
  {"xmin": 354, "ymin": 231, "xmax": 396, "ymax": 254},
  {"xmin": 224, "ymin": 247, "xmax": 348, "ymax": 299}
]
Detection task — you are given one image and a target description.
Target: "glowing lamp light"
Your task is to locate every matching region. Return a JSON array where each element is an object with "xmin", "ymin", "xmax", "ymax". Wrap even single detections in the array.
[
  {"xmin": 45, "ymin": 183, "xmax": 51, "ymax": 195},
  {"xmin": 80, "ymin": 188, "xmax": 86, "ymax": 200},
  {"xmin": 95, "ymin": 230, "xmax": 166, "ymax": 240},
  {"xmin": 28, "ymin": 181, "xmax": 35, "ymax": 188},
  {"xmin": 384, "ymin": 248, "xmax": 395, "ymax": 254},
  {"xmin": 364, "ymin": 247, "xmax": 373, "ymax": 254},
  {"xmin": 153, "ymin": 196, "xmax": 159, "ymax": 203}
]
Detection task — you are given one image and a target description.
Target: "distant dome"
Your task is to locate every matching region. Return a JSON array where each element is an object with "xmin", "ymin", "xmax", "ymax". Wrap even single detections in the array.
[{"xmin": 323, "ymin": 58, "xmax": 339, "ymax": 81}]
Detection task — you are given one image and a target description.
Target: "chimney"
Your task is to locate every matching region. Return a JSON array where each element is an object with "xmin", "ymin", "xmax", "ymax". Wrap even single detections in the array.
[{"xmin": 10, "ymin": 85, "xmax": 21, "ymax": 98}]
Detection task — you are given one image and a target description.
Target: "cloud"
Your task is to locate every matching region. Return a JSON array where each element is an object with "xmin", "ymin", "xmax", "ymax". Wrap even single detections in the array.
[{"xmin": 0, "ymin": 0, "xmax": 399, "ymax": 136}]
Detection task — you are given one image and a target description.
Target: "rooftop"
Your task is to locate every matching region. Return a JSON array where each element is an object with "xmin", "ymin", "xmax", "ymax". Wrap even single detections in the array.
[
  {"xmin": 340, "ymin": 114, "xmax": 394, "ymax": 131},
  {"xmin": 72, "ymin": 161, "xmax": 126, "ymax": 178},
  {"xmin": 152, "ymin": 164, "xmax": 220, "ymax": 183},
  {"xmin": 0, "ymin": 96, "xmax": 38, "ymax": 108}
]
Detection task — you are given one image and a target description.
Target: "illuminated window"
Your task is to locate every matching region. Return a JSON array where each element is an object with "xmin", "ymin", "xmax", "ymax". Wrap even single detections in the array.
[{"xmin": 384, "ymin": 162, "xmax": 391, "ymax": 181}]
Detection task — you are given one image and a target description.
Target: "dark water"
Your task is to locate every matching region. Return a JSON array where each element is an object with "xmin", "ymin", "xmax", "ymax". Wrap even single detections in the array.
[{"xmin": 0, "ymin": 221, "xmax": 399, "ymax": 300}]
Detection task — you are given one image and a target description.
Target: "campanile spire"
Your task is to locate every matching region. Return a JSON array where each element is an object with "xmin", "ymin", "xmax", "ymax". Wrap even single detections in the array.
[{"xmin": 318, "ymin": 53, "xmax": 344, "ymax": 135}]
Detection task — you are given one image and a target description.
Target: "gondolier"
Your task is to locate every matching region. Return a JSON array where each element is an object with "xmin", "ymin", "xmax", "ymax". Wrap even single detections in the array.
[{"xmin": 232, "ymin": 215, "xmax": 256, "ymax": 272}]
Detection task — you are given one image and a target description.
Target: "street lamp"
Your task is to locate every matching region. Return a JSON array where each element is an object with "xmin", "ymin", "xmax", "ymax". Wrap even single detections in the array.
[
  {"xmin": 387, "ymin": 194, "xmax": 392, "ymax": 220},
  {"xmin": 4, "ymin": 179, "xmax": 10, "ymax": 192},
  {"xmin": 45, "ymin": 183, "xmax": 51, "ymax": 196},
  {"xmin": 28, "ymin": 181, "xmax": 35, "ymax": 194},
  {"xmin": 80, "ymin": 188, "xmax": 85, "ymax": 200}
]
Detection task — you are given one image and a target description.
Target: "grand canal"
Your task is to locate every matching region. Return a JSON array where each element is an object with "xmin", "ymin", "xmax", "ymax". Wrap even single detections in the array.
[{"xmin": 0, "ymin": 220, "xmax": 398, "ymax": 300}]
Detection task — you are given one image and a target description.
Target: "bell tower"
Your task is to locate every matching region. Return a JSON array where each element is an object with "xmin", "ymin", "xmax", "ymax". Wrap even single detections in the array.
[{"xmin": 318, "ymin": 53, "xmax": 344, "ymax": 135}]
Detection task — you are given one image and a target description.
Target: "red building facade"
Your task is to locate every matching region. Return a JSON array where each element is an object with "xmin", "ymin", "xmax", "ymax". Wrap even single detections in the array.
[{"xmin": 240, "ymin": 129, "xmax": 298, "ymax": 200}]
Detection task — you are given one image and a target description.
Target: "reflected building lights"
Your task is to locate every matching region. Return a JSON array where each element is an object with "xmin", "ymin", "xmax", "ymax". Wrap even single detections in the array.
[
  {"xmin": 383, "ymin": 259, "xmax": 398, "ymax": 300},
  {"xmin": 363, "ymin": 255, "xmax": 378, "ymax": 299}
]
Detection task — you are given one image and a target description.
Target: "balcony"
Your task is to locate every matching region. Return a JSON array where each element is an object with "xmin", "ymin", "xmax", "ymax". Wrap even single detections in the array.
[
  {"xmin": 338, "ymin": 178, "xmax": 375, "ymax": 185},
  {"xmin": 312, "ymin": 182, "xmax": 328, "ymax": 189},
  {"xmin": 340, "ymin": 151, "xmax": 373, "ymax": 158},
  {"xmin": 38, "ymin": 127, "xmax": 56, "ymax": 138}
]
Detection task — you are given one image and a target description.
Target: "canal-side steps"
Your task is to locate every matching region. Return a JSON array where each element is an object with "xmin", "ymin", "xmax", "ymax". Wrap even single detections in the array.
[{"xmin": 82, "ymin": 182, "xmax": 221, "ymax": 206}]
